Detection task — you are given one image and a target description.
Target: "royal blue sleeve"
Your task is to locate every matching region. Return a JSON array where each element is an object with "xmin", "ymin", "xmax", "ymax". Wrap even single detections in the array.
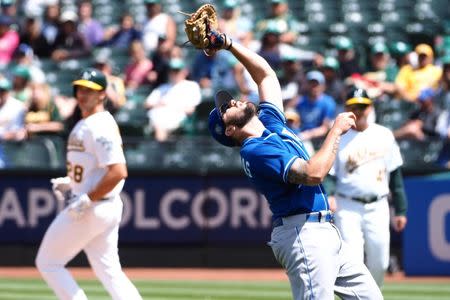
[
  {"xmin": 243, "ymin": 140, "xmax": 298, "ymax": 183},
  {"xmin": 258, "ymin": 102, "xmax": 286, "ymax": 134}
]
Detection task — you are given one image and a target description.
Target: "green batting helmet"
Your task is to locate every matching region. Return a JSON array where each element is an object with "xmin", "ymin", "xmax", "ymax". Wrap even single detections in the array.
[{"xmin": 72, "ymin": 68, "xmax": 107, "ymax": 96}]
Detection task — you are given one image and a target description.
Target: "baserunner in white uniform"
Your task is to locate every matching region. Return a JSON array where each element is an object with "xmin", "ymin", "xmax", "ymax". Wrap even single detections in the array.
[
  {"xmin": 329, "ymin": 88, "xmax": 408, "ymax": 287},
  {"xmin": 35, "ymin": 68, "xmax": 142, "ymax": 300}
]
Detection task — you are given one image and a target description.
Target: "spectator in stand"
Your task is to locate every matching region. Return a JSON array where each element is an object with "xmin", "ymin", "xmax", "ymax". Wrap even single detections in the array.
[
  {"xmin": 24, "ymin": 82, "xmax": 63, "ymax": 136},
  {"xmin": 434, "ymin": 56, "xmax": 450, "ymax": 110},
  {"xmin": 335, "ymin": 36, "xmax": 362, "ymax": 80},
  {"xmin": 141, "ymin": 0, "xmax": 176, "ymax": 55},
  {"xmin": 93, "ymin": 53, "xmax": 127, "ymax": 115},
  {"xmin": 1, "ymin": 0, "xmax": 19, "ymax": 31},
  {"xmin": 0, "ymin": 14, "xmax": 19, "ymax": 68},
  {"xmin": 124, "ymin": 40, "xmax": 153, "ymax": 91},
  {"xmin": 389, "ymin": 41, "xmax": 412, "ymax": 77},
  {"xmin": 285, "ymin": 108, "xmax": 301, "ymax": 133},
  {"xmin": 10, "ymin": 44, "xmax": 46, "ymax": 84},
  {"xmin": 77, "ymin": 0, "xmax": 104, "ymax": 47},
  {"xmin": 355, "ymin": 42, "xmax": 397, "ymax": 101},
  {"xmin": 395, "ymin": 44, "xmax": 442, "ymax": 102},
  {"xmin": 101, "ymin": 13, "xmax": 141, "ymax": 49},
  {"xmin": 320, "ymin": 56, "xmax": 346, "ymax": 110},
  {"xmin": 285, "ymin": 107, "xmax": 315, "ymax": 154},
  {"xmin": 394, "ymin": 88, "xmax": 442, "ymax": 141},
  {"xmin": 255, "ymin": 0, "xmax": 299, "ymax": 45},
  {"xmin": 10, "ymin": 65, "xmax": 32, "ymax": 104},
  {"xmin": 432, "ymin": 56, "xmax": 450, "ymax": 168},
  {"xmin": 233, "ymin": 60, "xmax": 259, "ymax": 104},
  {"xmin": 257, "ymin": 22, "xmax": 283, "ymax": 71},
  {"xmin": 218, "ymin": 0, "xmax": 253, "ymax": 42},
  {"xmin": 19, "ymin": 17, "xmax": 53, "ymax": 58},
  {"xmin": 22, "ymin": 0, "xmax": 57, "ymax": 19},
  {"xmin": 435, "ymin": 60, "xmax": 450, "ymax": 168},
  {"xmin": 278, "ymin": 51, "xmax": 304, "ymax": 104},
  {"xmin": 51, "ymin": 10, "xmax": 91, "ymax": 62},
  {"xmin": 147, "ymin": 36, "xmax": 178, "ymax": 88},
  {"xmin": 436, "ymin": 114, "xmax": 450, "ymax": 169},
  {"xmin": 190, "ymin": 51, "xmax": 215, "ymax": 97},
  {"xmin": 295, "ymin": 70, "xmax": 336, "ymax": 143},
  {"xmin": 144, "ymin": 58, "xmax": 201, "ymax": 142},
  {"xmin": 211, "ymin": 49, "xmax": 239, "ymax": 94},
  {"xmin": 0, "ymin": 78, "xmax": 26, "ymax": 141},
  {"xmin": 41, "ymin": 3, "xmax": 60, "ymax": 47}
]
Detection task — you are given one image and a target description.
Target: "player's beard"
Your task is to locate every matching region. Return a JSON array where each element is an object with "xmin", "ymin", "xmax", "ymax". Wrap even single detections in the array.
[{"xmin": 227, "ymin": 102, "xmax": 257, "ymax": 128}]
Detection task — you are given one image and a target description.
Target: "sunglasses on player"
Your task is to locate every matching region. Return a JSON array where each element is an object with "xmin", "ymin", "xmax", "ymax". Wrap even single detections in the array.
[{"xmin": 219, "ymin": 101, "xmax": 232, "ymax": 115}]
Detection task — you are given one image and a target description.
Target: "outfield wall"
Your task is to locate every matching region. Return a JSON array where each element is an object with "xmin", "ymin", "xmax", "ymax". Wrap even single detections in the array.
[{"xmin": 0, "ymin": 171, "xmax": 449, "ymax": 274}]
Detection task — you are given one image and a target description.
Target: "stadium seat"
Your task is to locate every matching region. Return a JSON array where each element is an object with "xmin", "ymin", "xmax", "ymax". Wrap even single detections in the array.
[
  {"xmin": 375, "ymin": 100, "xmax": 418, "ymax": 130},
  {"xmin": 398, "ymin": 138, "xmax": 444, "ymax": 172},
  {"xmin": 1, "ymin": 137, "xmax": 64, "ymax": 169},
  {"xmin": 116, "ymin": 103, "xmax": 150, "ymax": 137}
]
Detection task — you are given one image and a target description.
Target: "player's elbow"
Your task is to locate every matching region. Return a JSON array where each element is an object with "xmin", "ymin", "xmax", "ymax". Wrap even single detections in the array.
[
  {"xmin": 303, "ymin": 170, "xmax": 325, "ymax": 186},
  {"xmin": 303, "ymin": 164, "xmax": 328, "ymax": 185},
  {"xmin": 288, "ymin": 158, "xmax": 325, "ymax": 186},
  {"xmin": 109, "ymin": 163, "xmax": 128, "ymax": 180}
]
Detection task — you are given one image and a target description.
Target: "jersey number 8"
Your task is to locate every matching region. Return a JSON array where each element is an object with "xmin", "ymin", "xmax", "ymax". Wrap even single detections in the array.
[{"xmin": 67, "ymin": 162, "xmax": 84, "ymax": 183}]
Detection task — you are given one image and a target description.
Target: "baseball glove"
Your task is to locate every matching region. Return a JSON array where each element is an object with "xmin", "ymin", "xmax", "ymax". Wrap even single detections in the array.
[{"xmin": 182, "ymin": 4, "xmax": 232, "ymax": 55}]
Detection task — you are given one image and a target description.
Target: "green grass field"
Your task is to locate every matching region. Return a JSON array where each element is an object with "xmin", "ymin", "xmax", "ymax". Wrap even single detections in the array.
[{"xmin": 0, "ymin": 278, "xmax": 449, "ymax": 300}]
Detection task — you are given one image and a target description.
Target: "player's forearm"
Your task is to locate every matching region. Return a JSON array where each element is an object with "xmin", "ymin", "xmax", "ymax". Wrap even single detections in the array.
[
  {"xmin": 88, "ymin": 163, "xmax": 127, "ymax": 201},
  {"xmin": 288, "ymin": 128, "xmax": 341, "ymax": 185},
  {"xmin": 228, "ymin": 43, "xmax": 282, "ymax": 108},
  {"xmin": 229, "ymin": 42, "xmax": 275, "ymax": 86},
  {"xmin": 305, "ymin": 128, "xmax": 341, "ymax": 183}
]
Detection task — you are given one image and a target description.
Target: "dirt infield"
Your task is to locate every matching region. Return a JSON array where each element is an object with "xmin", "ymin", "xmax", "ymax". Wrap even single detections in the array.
[{"xmin": 1, "ymin": 267, "xmax": 450, "ymax": 283}]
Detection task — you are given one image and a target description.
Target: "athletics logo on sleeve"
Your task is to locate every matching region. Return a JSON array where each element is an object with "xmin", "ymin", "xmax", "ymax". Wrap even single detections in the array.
[{"xmin": 96, "ymin": 137, "xmax": 113, "ymax": 152}]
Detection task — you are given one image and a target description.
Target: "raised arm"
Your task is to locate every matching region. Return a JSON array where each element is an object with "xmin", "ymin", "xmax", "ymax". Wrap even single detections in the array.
[
  {"xmin": 183, "ymin": 5, "xmax": 282, "ymax": 110},
  {"xmin": 228, "ymin": 42, "xmax": 283, "ymax": 111},
  {"xmin": 287, "ymin": 112, "xmax": 356, "ymax": 185}
]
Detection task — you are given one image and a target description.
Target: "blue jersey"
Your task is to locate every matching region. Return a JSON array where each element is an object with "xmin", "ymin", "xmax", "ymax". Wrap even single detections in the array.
[{"xmin": 240, "ymin": 102, "xmax": 329, "ymax": 220}]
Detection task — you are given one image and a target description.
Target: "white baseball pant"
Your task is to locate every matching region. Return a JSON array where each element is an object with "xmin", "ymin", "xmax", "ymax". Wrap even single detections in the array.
[
  {"xmin": 334, "ymin": 196, "xmax": 390, "ymax": 286},
  {"xmin": 35, "ymin": 197, "xmax": 142, "ymax": 300}
]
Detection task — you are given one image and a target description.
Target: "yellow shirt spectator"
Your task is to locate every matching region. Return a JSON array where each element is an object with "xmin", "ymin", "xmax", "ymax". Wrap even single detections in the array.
[
  {"xmin": 395, "ymin": 63, "xmax": 442, "ymax": 101},
  {"xmin": 395, "ymin": 43, "xmax": 442, "ymax": 102}
]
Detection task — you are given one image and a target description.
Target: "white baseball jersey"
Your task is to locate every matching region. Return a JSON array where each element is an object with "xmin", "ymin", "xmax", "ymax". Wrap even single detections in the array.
[
  {"xmin": 330, "ymin": 123, "xmax": 403, "ymax": 197},
  {"xmin": 37, "ymin": 110, "xmax": 142, "ymax": 300},
  {"xmin": 67, "ymin": 111, "xmax": 126, "ymax": 197}
]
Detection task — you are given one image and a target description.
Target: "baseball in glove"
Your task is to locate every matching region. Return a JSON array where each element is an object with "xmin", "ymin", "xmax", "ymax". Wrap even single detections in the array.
[{"xmin": 181, "ymin": 4, "xmax": 232, "ymax": 56}]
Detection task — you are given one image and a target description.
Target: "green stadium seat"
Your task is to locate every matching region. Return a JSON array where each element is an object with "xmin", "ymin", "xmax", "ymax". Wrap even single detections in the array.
[
  {"xmin": 398, "ymin": 138, "xmax": 444, "ymax": 172},
  {"xmin": 116, "ymin": 104, "xmax": 150, "ymax": 137},
  {"xmin": 2, "ymin": 137, "xmax": 64, "ymax": 169},
  {"xmin": 375, "ymin": 100, "xmax": 418, "ymax": 130}
]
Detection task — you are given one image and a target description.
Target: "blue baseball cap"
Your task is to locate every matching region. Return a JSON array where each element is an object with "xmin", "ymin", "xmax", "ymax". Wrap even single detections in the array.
[
  {"xmin": 306, "ymin": 70, "xmax": 325, "ymax": 84},
  {"xmin": 418, "ymin": 88, "xmax": 435, "ymax": 102},
  {"xmin": 208, "ymin": 90, "xmax": 236, "ymax": 147}
]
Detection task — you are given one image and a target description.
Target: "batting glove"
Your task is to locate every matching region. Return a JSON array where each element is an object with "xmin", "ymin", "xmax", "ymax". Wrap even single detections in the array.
[
  {"xmin": 50, "ymin": 176, "xmax": 72, "ymax": 202},
  {"xmin": 67, "ymin": 193, "xmax": 92, "ymax": 220},
  {"xmin": 207, "ymin": 30, "xmax": 232, "ymax": 50}
]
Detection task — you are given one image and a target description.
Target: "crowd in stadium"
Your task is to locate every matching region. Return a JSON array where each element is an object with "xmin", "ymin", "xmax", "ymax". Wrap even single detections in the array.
[{"xmin": 0, "ymin": 0, "xmax": 449, "ymax": 170}]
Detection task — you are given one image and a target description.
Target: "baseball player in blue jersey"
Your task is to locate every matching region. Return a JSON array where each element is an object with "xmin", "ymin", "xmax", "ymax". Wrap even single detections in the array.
[{"xmin": 206, "ymin": 32, "xmax": 383, "ymax": 299}]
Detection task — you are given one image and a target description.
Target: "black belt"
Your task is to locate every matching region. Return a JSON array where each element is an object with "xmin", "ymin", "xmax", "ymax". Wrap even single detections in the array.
[
  {"xmin": 336, "ymin": 193, "xmax": 387, "ymax": 204},
  {"xmin": 272, "ymin": 210, "xmax": 333, "ymax": 228}
]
